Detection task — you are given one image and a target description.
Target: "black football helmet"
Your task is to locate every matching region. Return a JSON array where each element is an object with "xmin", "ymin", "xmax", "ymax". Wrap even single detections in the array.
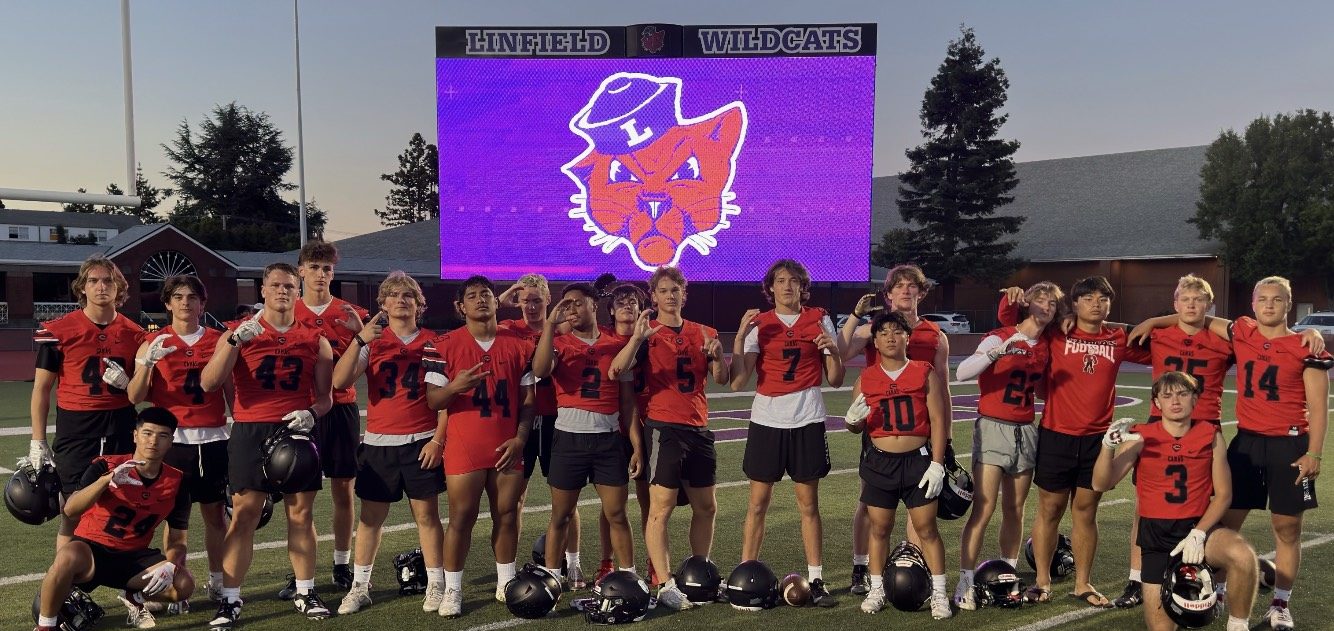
[
  {"xmin": 676, "ymin": 555, "xmax": 722, "ymax": 604},
  {"xmin": 505, "ymin": 564, "xmax": 562, "ymax": 619},
  {"xmin": 886, "ymin": 540, "xmax": 932, "ymax": 612},
  {"xmin": 973, "ymin": 559, "xmax": 1024, "ymax": 608},
  {"xmin": 1161, "ymin": 560, "xmax": 1219, "ymax": 629},
  {"xmin": 6, "ymin": 460, "xmax": 61, "ymax": 525},
  {"xmin": 585, "ymin": 570, "xmax": 652, "ymax": 624},
  {"xmin": 394, "ymin": 548, "xmax": 428, "ymax": 595},
  {"xmin": 531, "ymin": 532, "xmax": 547, "ymax": 567},
  {"xmin": 32, "ymin": 586, "xmax": 104, "ymax": 631},
  {"xmin": 1023, "ymin": 533, "xmax": 1075, "ymax": 579},
  {"xmin": 222, "ymin": 486, "xmax": 276, "ymax": 530},
  {"xmin": 725, "ymin": 560, "xmax": 778, "ymax": 611},
  {"xmin": 262, "ymin": 428, "xmax": 321, "ymax": 493},
  {"xmin": 936, "ymin": 457, "xmax": 974, "ymax": 520}
]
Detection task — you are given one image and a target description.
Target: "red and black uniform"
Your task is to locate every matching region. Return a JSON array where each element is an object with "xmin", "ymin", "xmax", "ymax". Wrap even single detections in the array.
[
  {"xmin": 639, "ymin": 319, "xmax": 719, "ymax": 489},
  {"xmin": 1132, "ymin": 326, "xmax": 1233, "ymax": 423},
  {"xmin": 148, "ymin": 327, "xmax": 230, "ymax": 505},
  {"xmin": 73, "ymin": 454, "xmax": 190, "ymax": 590},
  {"xmin": 743, "ymin": 307, "xmax": 835, "ymax": 484},
  {"xmin": 547, "ymin": 330, "xmax": 633, "ymax": 490},
  {"xmin": 356, "ymin": 329, "xmax": 445, "ymax": 503},
  {"xmin": 425, "ymin": 328, "xmax": 534, "ymax": 475},
  {"xmin": 294, "ymin": 298, "xmax": 367, "ymax": 480},
  {"xmin": 858, "ymin": 360, "xmax": 937, "ymax": 510},
  {"xmin": 1226, "ymin": 316, "xmax": 1333, "ymax": 515},
  {"xmin": 35, "ymin": 311, "xmax": 145, "ymax": 492},
  {"xmin": 754, "ymin": 308, "xmax": 827, "ymax": 397},
  {"xmin": 975, "ymin": 326, "xmax": 1050, "ymax": 423},
  {"xmin": 551, "ymin": 331, "xmax": 628, "ymax": 416},
  {"xmin": 500, "ymin": 319, "xmax": 560, "ymax": 480},
  {"xmin": 1132, "ymin": 420, "xmax": 1219, "ymax": 581}
]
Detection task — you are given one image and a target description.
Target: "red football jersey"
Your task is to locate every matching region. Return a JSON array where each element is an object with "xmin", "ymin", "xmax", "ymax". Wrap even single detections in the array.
[
  {"xmin": 863, "ymin": 317, "xmax": 942, "ymax": 367},
  {"xmin": 230, "ymin": 320, "xmax": 324, "ymax": 422},
  {"xmin": 35, "ymin": 311, "xmax": 144, "ymax": 411},
  {"xmin": 1133, "ymin": 421, "xmax": 1217, "ymax": 519},
  {"xmin": 1138, "ymin": 326, "xmax": 1233, "ymax": 421},
  {"xmin": 976, "ymin": 326, "xmax": 1050, "ymax": 423},
  {"xmin": 365, "ymin": 329, "xmax": 438, "ymax": 435},
  {"xmin": 74, "ymin": 455, "xmax": 184, "ymax": 551},
  {"xmin": 862, "ymin": 360, "xmax": 933, "ymax": 439},
  {"xmin": 425, "ymin": 328, "xmax": 534, "ymax": 474},
  {"xmin": 642, "ymin": 320, "xmax": 717, "ymax": 427},
  {"xmin": 754, "ymin": 307, "xmax": 827, "ymax": 397},
  {"xmin": 147, "ymin": 327, "xmax": 227, "ymax": 429},
  {"xmin": 499, "ymin": 319, "xmax": 559, "ymax": 416},
  {"xmin": 551, "ymin": 330, "xmax": 628, "ymax": 415},
  {"xmin": 294, "ymin": 298, "xmax": 367, "ymax": 405},
  {"xmin": 1232, "ymin": 317, "xmax": 1332, "ymax": 436},
  {"xmin": 1042, "ymin": 326, "xmax": 1130, "ymax": 436}
]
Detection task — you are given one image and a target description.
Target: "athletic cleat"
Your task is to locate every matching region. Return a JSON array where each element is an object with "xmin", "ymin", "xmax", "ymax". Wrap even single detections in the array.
[
  {"xmin": 566, "ymin": 563, "xmax": 587, "ymax": 590},
  {"xmin": 930, "ymin": 592, "xmax": 953, "ymax": 619},
  {"xmin": 337, "ymin": 582, "xmax": 371, "ymax": 615},
  {"xmin": 860, "ymin": 585, "xmax": 886, "ymax": 613},
  {"xmin": 422, "ymin": 582, "xmax": 446, "ymax": 612},
  {"xmin": 207, "ymin": 580, "xmax": 224, "ymax": 603},
  {"xmin": 593, "ymin": 559, "xmax": 614, "ymax": 585},
  {"xmin": 657, "ymin": 579, "xmax": 694, "ymax": 611},
  {"xmin": 1113, "ymin": 580, "xmax": 1143, "ymax": 608},
  {"xmin": 495, "ymin": 582, "xmax": 507, "ymax": 603},
  {"xmin": 810, "ymin": 578, "xmax": 838, "ymax": 607},
  {"xmin": 332, "ymin": 564, "xmax": 353, "ymax": 591},
  {"xmin": 1267, "ymin": 600, "xmax": 1294, "ymax": 631},
  {"xmin": 277, "ymin": 573, "xmax": 297, "ymax": 600},
  {"xmin": 292, "ymin": 591, "xmax": 332, "ymax": 620},
  {"xmin": 850, "ymin": 564, "xmax": 870, "ymax": 595},
  {"xmin": 437, "ymin": 586, "xmax": 463, "ymax": 617},
  {"xmin": 119, "ymin": 595, "xmax": 157, "ymax": 629},
  {"xmin": 953, "ymin": 577, "xmax": 976, "ymax": 610},
  {"xmin": 208, "ymin": 599, "xmax": 242, "ymax": 631}
]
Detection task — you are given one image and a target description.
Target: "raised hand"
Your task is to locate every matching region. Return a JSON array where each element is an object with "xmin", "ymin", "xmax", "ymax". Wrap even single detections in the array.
[
  {"xmin": 337, "ymin": 304, "xmax": 365, "ymax": 333},
  {"xmin": 737, "ymin": 309, "xmax": 761, "ymax": 338},
  {"xmin": 998, "ymin": 287, "xmax": 1026, "ymax": 307},
  {"xmin": 631, "ymin": 309, "xmax": 662, "ymax": 342},
  {"xmin": 1102, "ymin": 417, "xmax": 1141, "ymax": 449},
  {"xmin": 702, "ymin": 334, "xmax": 723, "ymax": 361},
  {"xmin": 450, "ymin": 362, "xmax": 492, "ymax": 394},
  {"xmin": 844, "ymin": 394, "xmax": 870, "ymax": 428},
  {"xmin": 549, "ymin": 298, "xmax": 579, "ymax": 327},
  {"xmin": 358, "ymin": 310, "xmax": 388, "ymax": 345},
  {"xmin": 109, "ymin": 459, "xmax": 146, "ymax": 489},
  {"xmin": 138, "ymin": 335, "xmax": 179, "ymax": 368},
  {"xmin": 232, "ymin": 313, "xmax": 265, "ymax": 345},
  {"xmin": 987, "ymin": 332, "xmax": 1029, "ymax": 361},
  {"xmin": 852, "ymin": 293, "xmax": 883, "ymax": 319},
  {"xmin": 812, "ymin": 332, "xmax": 838, "ymax": 355},
  {"xmin": 101, "ymin": 358, "xmax": 129, "ymax": 390}
]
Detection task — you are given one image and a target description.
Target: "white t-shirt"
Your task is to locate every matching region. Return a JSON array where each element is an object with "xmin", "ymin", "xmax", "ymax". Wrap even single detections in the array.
[
  {"xmin": 171, "ymin": 327, "xmax": 231, "ymax": 444},
  {"xmin": 744, "ymin": 313, "xmax": 837, "ymax": 429}
]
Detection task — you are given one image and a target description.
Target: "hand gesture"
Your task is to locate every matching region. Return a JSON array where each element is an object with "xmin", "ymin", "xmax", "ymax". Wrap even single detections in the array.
[
  {"xmin": 1102, "ymin": 417, "xmax": 1141, "ymax": 449},
  {"xmin": 844, "ymin": 394, "xmax": 870, "ymax": 429},
  {"xmin": 701, "ymin": 334, "xmax": 723, "ymax": 361},
  {"xmin": 549, "ymin": 298, "xmax": 579, "ymax": 327},
  {"xmin": 1169, "ymin": 529, "xmax": 1208, "ymax": 565},
  {"xmin": 283, "ymin": 408, "xmax": 316, "ymax": 432},
  {"xmin": 998, "ymin": 286, "xmax": 1027, "ymax": 307},
  {"xmin": 737, "ymin": 309, "xmax": 761, "ymax": 338},
  {"xmin": 987, "ymin": 332, "xmax": 1029, "ymax": 362},
  {"xmin": 138, "ymin": 335, "xmax": 179, "ymax": 368},
  {"xmin": 1293, "ymin": 452, "xmax": 1321, "ymax": 485},
  {"xmin": 812, "ymin": 332, "xmax": 837, "ymax": 355},
  {"xmin": 140, "ymin": 561, "xmax": 177, "ymax": 596},
  {"xmin": 109, "ymin": 459, "xmax": 146, "ymax": 489},
  {"xmin": 918, "ymin": 461, "xmax": 946, "ymax": 499},
  {"xmin": 852, "ymin": 293, "xmax": 883, "ymax": 319},
  {"xmin": 359, "ymin": 311, "xmax": 388, "ymax": 345},
  {"xmin": 418, "ymin": 437, "xmax": 442, "ymax": 470},
  {"xmin": 337, "ymin": 304, "xmax": 365, "ymax": 333},
  {"xmin": 631, "ymin": 309, "xmax": 662, "ymax": 342},
  {"xmin": 494, "ymin": 437, "xmax": 523, "ymax": 470},
  {"xmin": 101, "ymin": 358, "xmax": 129, "ymax": 390},
  {"xmin": 232, "ymin": 313, "xmax": 265, "ymax": 345},
  {"xmin": 450, "ymin": 362, "xmax": 492, "ymax": 394}
]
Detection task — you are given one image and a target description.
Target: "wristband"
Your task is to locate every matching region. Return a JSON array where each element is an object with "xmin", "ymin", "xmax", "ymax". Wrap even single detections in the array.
[
  {"xmin": 430, "ymin": 439, "xmax": 443, "ymax": 447},
  {"xmin": 354, "ymin": 336, "xmax": 369, "ymax": 347},
  {"xmin": 227, "ymin": 334, "xmax": 240, "ymax": 347}
]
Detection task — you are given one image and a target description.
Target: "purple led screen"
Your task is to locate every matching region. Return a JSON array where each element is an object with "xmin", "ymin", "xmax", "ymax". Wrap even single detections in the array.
[{"xmin": 436, "ymin": 55, "xmax": 875, "ymax": 281}]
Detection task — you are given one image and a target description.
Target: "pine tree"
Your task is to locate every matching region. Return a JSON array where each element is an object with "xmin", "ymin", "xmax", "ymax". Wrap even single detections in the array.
[
  {"xmin": 374, "ymin": 132, "xmax": 439, "ymax": 226},
  {"xmin": 890, "ymin": 26, "xmax": 1024, "ymax": 306}
]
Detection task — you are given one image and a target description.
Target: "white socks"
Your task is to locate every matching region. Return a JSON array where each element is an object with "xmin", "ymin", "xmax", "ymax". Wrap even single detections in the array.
[
  {"xmin": 960, "ymin": 569, "xmax": 975, "ymax": 583},
  {"xmin": 496, "ymin": 562, "xmax": 516, "ymax": 586},
  {"xmin": 932, "ymin": 574, "xmax": 946, "ymax": 594},
  {"xmin": 353, "ymin": 564, "xmax": 373, "ymax": 585},
  {"xmin": 853, "ymin": 554, "xmax": 870, "ymax": 565},
  {"xmin": 565, "ymin": 551, "xmax": 580, "ymax": 568},
  {"xmin": 295, "ymin": 578, "xmax": 315, "ymax": 595},
  {"xmin": 445, "ymin": 570, "xmax": 463, "ymax": 590},
  {"xmin": 869, "ymin": 575, "xmax": 884, "ymax": 590},
  {"xmin": 1003, "ymin": 557, "xmax": 1018, "ymax": 570},
  {"xmin": 427, "ymin": 567, "xmax": 445, "ymax": 586},
  {"xmin": 221, "ymin": 587, "xmax": 241, "ymax": 602},
  {"xmin": 808, "ymin": 565, "xmax": 823, "ymax": 581},
  {"xmin": 333, "ymin": 550, "xmax": 350, "ymax": 565},
  {"xmin": 1128, "ymin": 569, "xmax": 1142, "ymax": 582}
]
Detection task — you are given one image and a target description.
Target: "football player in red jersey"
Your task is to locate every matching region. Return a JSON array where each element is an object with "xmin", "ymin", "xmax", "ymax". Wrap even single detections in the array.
[
  {"xmin": 424, "ymin": 275, "xmax": 537, "ymax": 618},
  {"xmin": 1092, "ymin": 372, "xmax": 1258, "ymax": 631},
  {"xmin": 730, "ymin": 259, "xmax": 843, "ymax": 605},
  {"xmin": 200, "ymin": 262, "xmax": 336, "ymax": 628},
  {"xmin": 125, "ymin": 275, "xmax": 231, "ymax": 608},
  {"xmin": 533, "ymin": 282, "xmax": 642, "ymax": 586},
  {"xmin": 836, "ymin": 264, "xmax": 951, "ymax": 594},
  {"xmin": 844, "ymin": 311, "xmax": 951, "ymax": 618},
  {"xmin": 951, "ymin": 281, "xmax": 1062, "ymax": 610},
  {"xmin": 35, "ymin": 407, "xmax": 194, "ymax": 631},
  {"xmin": 29, "ymin": 254, "xmax": 145, "ymax": 549},
  {"xmin": 609, "ymin": 266, "xmax": 729, "ymax": 610},
  {"xmin": 330, "ymin": 272, "xmax": 447, "ymax": 615},
  {"xmin": 291, "ymin": 240, "xmax": 367, "ymax": 593}
]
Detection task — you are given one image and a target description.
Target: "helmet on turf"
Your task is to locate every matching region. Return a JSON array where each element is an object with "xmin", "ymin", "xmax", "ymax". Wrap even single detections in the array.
[
  {"xmin": 1161, "ymin": 560, "xmax": 1219, "ymax": 629},
  {"xmin": 532, "ymin": 532, "xmax": 548, "ymax": 567},
  {"xmin": 6, "ymin": 460, "xmax": 61, "ymax": 525},
  {"xmin": 676, "ymin": 555, "xmax": 722, "ymax": 604},
  {"xmin": 222, "ymin": 486, "xmax": 276, "ymax": 530},
  {"xmin": 505, "ymin": 564, "xmax": 562, "ymax": 619},
  {"xmin": 393, "ymin": 548, "xmax": 428, "ymax": 595},
  {"xmin": 886, "ymin": 540, "xmax": 932, "ymax": 611},
  {"xmin": 973, "ymin": 559, "xmax": 1024, "ymax": 608},
  {"xmin": 262, "ymin": 428, "xmax": 321, "ymax": 493},
  {"xmin": 725, "ymin": 560, "xmax": 778, "ymax": 611},
  {"xmin": 936, "ymin": 458, "xmax": 973, "ymax": 520},
  {"xmin": 32, "ymin": 586, "xmax": 104, "ymax": 631},
  {"xmin": 1023, "ymin": 533, "xmax": 1075, "ymax": 579},
  {"xmin": 585, "ymin": 570, "xmax": 652, "ymax": 624}
]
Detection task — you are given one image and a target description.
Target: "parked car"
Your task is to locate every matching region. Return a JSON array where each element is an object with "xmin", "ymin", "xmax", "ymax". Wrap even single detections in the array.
[
  {"xmin": 921, "ymin": 312, "xmax": 972, "ymax": 334},
  {"xmin": 1292, "ymin": 312, "xmax": 1334, "ymax": 339}
]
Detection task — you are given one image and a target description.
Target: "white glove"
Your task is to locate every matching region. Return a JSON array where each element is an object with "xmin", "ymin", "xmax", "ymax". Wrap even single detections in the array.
[
  {"xmin": 109, "ymin": 460, "xmax": 145, "ymax": 489},
  {"xmin": 1170, "ymin": 529, "xmax": 1208, "ymax": 565},
  {"xmin": 283, "ymin": 408, "xmax": 316, "ymax": 432},
  {"xmin": 919, "ymin": 461, "xmax": 946, "ymax": 499},
  {"xmin": 101, "ymin": 358, "xmax": 129, "ymax": 390},
  {"xmin": 1102, "ymin": 417, "xmax": 1142, "ymax": 449},
  {"xmin": 232, "ymin": 316, "xmax": 265, "ymax": 345},
  {"xmin": 987, "ymin": 332, "xmax": 1030, "ymax": 361},
  {"xmin": 137, "ymin": 335, "xmax": 178, "ymax": 368},
  {"xmin": 844, "ymin": 394, "xmax": 870, "ymax": 428},
  {"xmin": 28, "ymin": 439, "xmax": 53, "ymax": 469},
  {"xmin": 140, "ymin": 561, "xmax": 177, "ymax": 596}
]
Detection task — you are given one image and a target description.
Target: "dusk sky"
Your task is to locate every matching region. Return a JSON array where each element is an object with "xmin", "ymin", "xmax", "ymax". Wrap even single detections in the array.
[{"xmin": 3, "ymin": 0, "xmax": 1332, "ymax": 241}]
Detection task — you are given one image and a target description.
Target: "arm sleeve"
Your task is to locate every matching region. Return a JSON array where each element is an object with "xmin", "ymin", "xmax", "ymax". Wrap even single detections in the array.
[
  {"xmin": 820, "ymin": 316, "xmax": 836, "ymax": 356},
  {"xmin": 79, "ymin": 459, "xmax": 110, "ymax": 489},
  {"xmin": 165, "ymin": 484, "xmax": 192, "ymax": 530},
  {"xmin": 955, "ymin": 335, "xmax": 1004, "ymax": 382},
  {"xmin": 35, "ymin": 343, "xmax": 63, "ymax": 371},
  {"xmin": 356, "ymin": 345, "xmax": 370, "ymax": 373}
]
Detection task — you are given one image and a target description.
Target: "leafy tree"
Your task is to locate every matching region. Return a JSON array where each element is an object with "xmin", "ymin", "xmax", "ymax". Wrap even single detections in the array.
[
  {"xmin": 62, "ymin": 188, "xmax": 95, "ymax": 213},
  {"xmin": 1192, "ymin": 109, "xmax": 1334, "ymax": 303},
  {"xmin": 163, "ymin": 102, "xmax": 324, "ymax": 250},
  {"xmin": 893, "ymin": 26, "xmax": 1024, "ymax": 306},
  {"xmin": 374, "ymin": 132, "xmax": 439, "ymax": 226},
  {"xmin": 100, "ymin": 165, "xmax": 171, "ymax": 223}
]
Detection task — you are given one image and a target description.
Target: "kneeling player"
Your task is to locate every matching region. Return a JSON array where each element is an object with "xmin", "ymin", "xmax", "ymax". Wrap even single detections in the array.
[
  {"xmin": 35, "ymin": 407, "xmax": 194, "ymax": 631},
  {"xmin": 846, "ymin": 311, "xmax": 951, "ymax": 618},
  {"xmin": 1092, "ymin": 371, "xmax": 1257, "ymax": 631}
]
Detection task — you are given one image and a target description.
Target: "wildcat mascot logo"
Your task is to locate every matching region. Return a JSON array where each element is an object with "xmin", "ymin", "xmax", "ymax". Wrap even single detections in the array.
[{"xmin": 562, "ymin": 73, "xmax": 748, "ymax": 271}]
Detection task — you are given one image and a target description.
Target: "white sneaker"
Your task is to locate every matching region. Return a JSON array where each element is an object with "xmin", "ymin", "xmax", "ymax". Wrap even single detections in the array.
[
  {"xmin": 861, "ymin": 586, "xmax": 886, "ymax": 614},
  {"xmin": 657, "ymin": 579, "xmax": 694, "ymax": 611},
  {"xmin": 931, "ymin": 591, "xmax": 953, "ymax": 619},
  {"xmin": 953, "ymin": 578, "xmax": 976, "ymax": 611},
  {"xmin": 423, "ymin": 582, "xmax": 446, "ymax": 612},
  {"xmin": 438, "ymin": 586, "xmax": 463, "ymax": 618},
  {"xmin": 1267, "ymin": 603, "xmax": 1295, "ymax": 631},
  {"xmin": 119, "ymin": 595, "xmax": 157, "ymax": 629},
  {"xmin": 337, "ymin": 582, "xmax": 372, "ymax": 615}
]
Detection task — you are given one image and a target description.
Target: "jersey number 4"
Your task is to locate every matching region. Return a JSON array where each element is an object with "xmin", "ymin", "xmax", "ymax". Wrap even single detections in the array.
[
  {"xmin": 81, "ymin": 357, "xmax": 127, "ymax": 396},
  {"xmin": 1241, "ymin": 361, "xmax": 1280, "ymax": 401},
  {"xmin": 103, "ymin": 505, "xmax": 158, "ymax": 540},
  {"xmin": 378, "ymin": 362, "xmax": 422, "ymax": 400},
  {"xmin": 472, "ymin": 379, "xmax": 511, "ymax": 418}
]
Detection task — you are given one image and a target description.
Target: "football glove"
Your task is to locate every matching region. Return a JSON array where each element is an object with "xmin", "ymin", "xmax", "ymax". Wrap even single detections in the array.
[
  {"xmin": 987, "ymin": 332, "xmax": 1030, "ymax": 362},
  {"xmin": 101, "ymin": 358, "xmax": 130, "ymax": 390},
  {"xmin": 1170, "ymin": 529, "xmax": 1208, "ymax": 565},
  {"xmin": 844, "ymin": 394, "xmax": 870, "ymax": 428},
  {"xmin": 232, "ymin": 315, "xmax": 265, "ymax": 345},
  {"xmin": 28, "ymin": 439, "xmax": 53, "ymax": 469},
  {"xmin": 109, "ymin": 460, "xmax": 145, "ymax": 489},
  {"xmin": 918, "ymin": 461, "xmax": 946, "ymax": 499},
  {"xmin": 137, "ymin": 335, "xmax": 179, "ymax": 368},
  {"xmin": 283, "ymin": 408, "xmax": 316, "ymax": 433},
  {"xmin": 1102, "ymin": 417, "xmax": 1142, "ymax": 449},
  {"xmin": 141, "ymin": 561, "xmax": 177, "ymax": 596}
]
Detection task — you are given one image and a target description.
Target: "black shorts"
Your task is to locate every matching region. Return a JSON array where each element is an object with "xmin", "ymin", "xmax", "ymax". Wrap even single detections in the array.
[
  {"xmin": 228, "ymin": 422, "xmax": 322, "ymax": 494},
  {"xmin": 547, "ymin": 430, "xmax": 629, "ymax": 491},
  {"xmin": 1227, "ymin": 431, "xmax": 1318, "ymax": 516},
  {"xmin": 355, "ymin": 438, "xmax": 446, "ymax": 503},
  {"xmin": 523, "ymin": 414, "xmax": 557, "ymax": 479},
  {"xmin": 313, "ymin": 403, "xmax": 359, "ymax": 479},
  {"xmin": 1137, "ymin": 516, "xmax": 1200, "ymax": 584},
  {"xmin": 71, "ymin": 537, "xmax": 167, "ymax": 592},
  {"xmin": 1034, "ymin": 427, "xmax": 1103, "ymax": 492},
  {"xmin": 742, "ymin": 422, "xmax": 831, "ymax": 483},
  {"xmin": 52, "ymin": 407, "xmax": 137, "ymax": 494},
  {"xmin": 860, "ymin": 445, "xmax": 934, "ymax": 510},
  {"xmin": 645, "ymin": 422, "xmax": 717, "ymax": 489},
  {"xmin": 163, "ymin": 440, "xmax": 229, "ymax": 506}
]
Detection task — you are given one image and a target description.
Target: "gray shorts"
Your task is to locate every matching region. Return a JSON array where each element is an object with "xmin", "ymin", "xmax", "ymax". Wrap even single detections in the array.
[{"xmin": 972, "ymin": 416, "xmax": 1038, "ymax": 475}]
